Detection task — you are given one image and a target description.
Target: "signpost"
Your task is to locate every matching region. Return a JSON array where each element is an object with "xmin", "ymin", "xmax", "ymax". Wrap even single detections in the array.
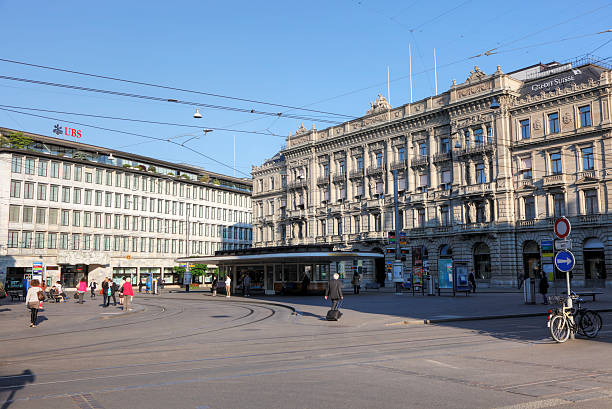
[
  {"xmin": 554, "ymin": 239, "xmax": 572, "ymax": 250},
  {"xmin": 554, "ymin": 217, "xmax": 574, "ymax": 338}
]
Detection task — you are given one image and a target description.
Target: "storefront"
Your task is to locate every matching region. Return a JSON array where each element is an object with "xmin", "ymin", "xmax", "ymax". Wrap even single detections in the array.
[
  {"xmin": 583, "ymin": 238, "xmax": 606, "ymax": 287},
  {"xmin": 59, "ymin": 264, "xmax": 89, "ymax": 288}
]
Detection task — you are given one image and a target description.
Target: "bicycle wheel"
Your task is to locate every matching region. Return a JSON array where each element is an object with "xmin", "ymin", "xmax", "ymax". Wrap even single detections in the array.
[
  {"xmin": 549, "ymin": 314, "xmax": 570, "ymax": 343},
  {"xmin": 580, "ymin": 310, "xmax": 602, "ymax": 338}
]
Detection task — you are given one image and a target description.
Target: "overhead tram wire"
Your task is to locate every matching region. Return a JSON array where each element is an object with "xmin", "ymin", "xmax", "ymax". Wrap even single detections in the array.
[
  {"xmin": 0, "ymin": 107, "xmax": 250, "ymax": 178},
  {"xmin": 0, "ymin": 58, "xmax": 356, "ymax": 120},
  {"xmin": 0, "ymin": 75, "xmax": 344, "ymax": 125},
  {"xmin": 0, "ymin": 104, "xmax": 284, "ymax": 137}
]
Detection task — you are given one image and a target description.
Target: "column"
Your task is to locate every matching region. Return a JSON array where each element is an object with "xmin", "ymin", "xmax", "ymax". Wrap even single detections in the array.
[{"xmin": 428, "ymin": 128, "xmax": 437, "ymax": 188}]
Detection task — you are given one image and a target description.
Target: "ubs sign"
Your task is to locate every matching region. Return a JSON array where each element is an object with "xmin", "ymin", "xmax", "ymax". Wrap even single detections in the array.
[{"xmin": 53, "ymin": 124, "xmax": 83, "ymax": 138}]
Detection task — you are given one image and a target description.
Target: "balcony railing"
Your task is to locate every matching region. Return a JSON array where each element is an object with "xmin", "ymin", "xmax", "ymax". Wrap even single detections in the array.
[
  {"xmin": 366, "ymin": 164, "xmax": 385, "ymax": 176},
  {"xmin": 457, "ymin": 142, "xmax": 494, "ymax": 157},
  {"xmin": 349, "ymin": 169, "xmax": 364, "ymax": 179},
  {"xmin": 332, "ymin": 173, "xmax": 346, "ymax": 183},
  {"xmin": 543, "ymin": 173, "xmax": 566, "ymax": 186},
  {"xmin": 410, "ymin": 155, "xmax": 429, "ymax": 167},
  {"xmin": 287, "ymin": 179, "xmax": 308, "ymax": 190},
  {"xmin": 433, "ymin": 152, "xmax": 452, "ymax": 163},
  {"xmin": 389, "ymin": 160, "xmax": 407, "ymax": 170},
  {"xmin": 316, "ymin": 176, "xmax": 329, "ymax": 185},
  {"xmin": 577, "ymin": 170, "xmax": 598, "ymax": 181},
  {"xmin": 517, "ymin": 179, "xmax": 536, "ymax": 189}
]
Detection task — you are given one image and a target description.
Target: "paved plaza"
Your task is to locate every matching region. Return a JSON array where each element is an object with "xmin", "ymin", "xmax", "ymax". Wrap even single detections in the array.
[{"xmin": 2, "ymin": 290, "xmax": 612, "ymax": 409}]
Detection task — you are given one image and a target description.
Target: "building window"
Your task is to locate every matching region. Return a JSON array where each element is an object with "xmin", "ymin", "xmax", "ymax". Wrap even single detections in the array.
[
  {"xmin": 551, "ymin": 152, "xmax": 562, "ymax": 174},
  {"xmin": 417, "ymin": 208, "xmax": 425, "ymax": 227},
  {"xmin": 337, "ymin": 217, "xmax": 343, "ymax": 235},
  {"xmin": 25, "ymin": 158, "xmax": 35, "ymax": 175},
  {"xmin": 22, "ymin": 232, "xmax": 32, "ymax": 248},
  {"xmin": 50, "ymin": 185, "xmax": 59, "ymax": 202},
  {"xmin": 72, "ymin": 234, "xmax": 80, "ymax": 250},
  {"xmin": 48, "ymin": 233, "xmax": 57, "ymax": 249},
  {"xmin": 10, "ymin": 180, "xmax": 21, "ymax": 198},
  {"xmin": 354, "ymin": 215, "xmax": 360, "ymax": 233},
  {"xmin": 440, "ymin": 205, "xmax": 449, "ymax": 226},
  {"xmin": 376, "ymin": 151, "xmax": 383, "ymax": 167},
  {"xmin": 74, "ymin": 188, "xmax": 81, "ymax": 204},
  {"xmin": 11, "ymin": 156, "xmax": 22, "ymax": 173},
  {"xmin": 553, "ymin": 193, "xmax": 565, "ymax": 217},
  {"xmin": 441, "ymin": 170, "xmax": 452, "ymax": 189},
  {"xmin": 473, "ymin": 128, "xmax": 483, "ymax": 145},
  {"xmin": 419, "ymin": 174, "xmax": 429, "ymax": 190},
  {"xmin": 61, "ymin": 186, "xmax": 70, "ymax": 203},
  {"xmin": 418, "ymin": 142, "xmax": 427, "ymax": 156},
  {"xmin": 398, "ymin": 147, "xmax": 406, "ymax": 161},
  {"xmin": 24, "ymin": 182, "xmax": 34, "ymax": 199},
  {"xmin": 521, "ymin": 158, "xmax": 532, "ymax": 179},
  {"xmin": 8, "ymin": 231, "xmax": 19, "ymax": 248},
  {"xmin": 9, "ymin": 205, "xmax": 20, "ymax": 222},
  {"xmin": 374, "ymin": 213, "xmax": 382, "ymax": 231},
  {"xmin": 23, "ymin": 207, "xmax": 33, "ymax": 223},
  {"xmin": 440, "ymin": 138, "xmax": 450, "ymax": 153},
  {"xmin": 520, "ymin": 119, "xmax": 530, "ymax": 139},
  {"xmin": 61, "ymin": 210, "xmax": 70, "ymax": 226},
  {"xmin": 339, "ymin": 160, "xmax": 346, "ymax": 175},
  {"xmin": 38, "ymin": 160, "xmax": 48, "ymax": 176},
  {"xmin": 524, "ymin": 196, "xmax": 536, "ymax": 220},
  {"xmin": 585, "ymin": 189, "xmax": 598, "ymax": 214},
  {"xmin": 59, "ymin": 233, "xmax": 69, "ymax": 250},
  {"xmin": 548, "ymin": 112, "xmax": 559, "ymax": 134},
  {"xmin": 356, "ymin": 156, "xmax": 363, "ymax": 170},
  {"xmin": 48, "ymin": 208, "xmax": 58, "ymax": 225},
  {"xmin": 37, "ymin": 184, "xmax": 47, "ymax": 200},
  {"xmin": 579, "ymin": 105, "xmax": 591, "ymax": 127},
  {"xmin": 85, "ymin": 172, "xmax": 92, "ymax": 183},
  {"xmin": 50, "ymin": 162, "xmax": 60, "ymax": 178},
  {"xmin": 36, "ymin": 207, "xmax": 46, "ymax": 224},
  {"xmin": 476, "ymin": 163, "xmax": 485, "ymax": 184},
  {"xmin": 62, "ymin": 163, "xmax": 71, "ymax": 180},
  {"xmin": 73, "ymin": 211, "xmax": 81, "ymax": 227},
  {"xmin": 35, "ymin": 232, "xmax": 44, "ymax": 249},
  {"xmin": 582, "ymin": 147, "xmax": 594, "ymax": 170}
]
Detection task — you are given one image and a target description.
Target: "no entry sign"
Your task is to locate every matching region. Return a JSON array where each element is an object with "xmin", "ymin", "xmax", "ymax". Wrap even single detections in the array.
[{"xmin": 554, "ymin": 217, "xmax": 571, "ymax": 239}]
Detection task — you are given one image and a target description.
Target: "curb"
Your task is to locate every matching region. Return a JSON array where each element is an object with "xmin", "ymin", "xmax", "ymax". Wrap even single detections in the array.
[
  {"xmin": 142, "ymin": 294, "xmax": 297, "ymax": 315},
  {"xmin": 424, "ymin": 308, "xmax": 612, "ymax": 324}
]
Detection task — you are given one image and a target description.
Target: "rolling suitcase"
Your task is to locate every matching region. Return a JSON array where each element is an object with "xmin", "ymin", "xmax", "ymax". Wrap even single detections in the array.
[{"xmin": 326, "ymin": 300, "xmax": 343, "ymax": 321}]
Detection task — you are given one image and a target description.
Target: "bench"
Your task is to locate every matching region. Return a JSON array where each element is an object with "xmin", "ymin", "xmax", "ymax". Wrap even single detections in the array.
[
  {"xmin": 562, "ymin": 291, "xmax": 603, "ymax": 302},
  {"xmin": 7, "ymin": 291, "xmax": 24, "ymax": 302}
]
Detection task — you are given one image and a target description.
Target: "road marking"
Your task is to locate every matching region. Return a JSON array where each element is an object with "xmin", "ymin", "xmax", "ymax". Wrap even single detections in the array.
[
  {"xmin": 423, "ymin": 359, "xmax": 460, "ymax": 369},
  {"xmin": 492, "ymin": 398, "xmax": 569, "ymax": 409}
]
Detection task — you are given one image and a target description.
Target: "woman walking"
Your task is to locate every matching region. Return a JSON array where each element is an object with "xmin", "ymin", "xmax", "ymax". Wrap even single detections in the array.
[
  {"xmin": 25, "ymin": 279, "xmax": 44, "ymax": 327},
  {"xmin": 76, "ymin": 278, "xmax": 87, "ymax": 304},
  {"xmin": 225, "ymin": 274, "xmax": 231, "ymax": 298},
  {"xmin": 120, "ymin": 277, "xmax": 133, "ymax": 312}
]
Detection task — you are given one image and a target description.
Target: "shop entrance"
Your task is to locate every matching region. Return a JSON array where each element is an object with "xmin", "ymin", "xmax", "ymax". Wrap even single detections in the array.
[
  {"xmin": 60, "ymin": 264, "xmax": 89, "ymax": 288},
  {"xmin": 6, "ymin": 267, "xmax": 30, "ymax": 291}
]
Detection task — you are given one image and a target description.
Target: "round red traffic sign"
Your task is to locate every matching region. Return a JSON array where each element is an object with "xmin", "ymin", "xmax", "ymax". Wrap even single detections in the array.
[{"xmin": 554, "ymin": 217, "xmax": 571, "ymax": 239}]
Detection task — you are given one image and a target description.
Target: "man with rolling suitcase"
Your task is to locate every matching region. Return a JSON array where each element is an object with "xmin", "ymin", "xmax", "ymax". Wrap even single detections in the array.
[{"xmin": 325, "ymin": 273, "xmax": 343, "ymax": 320}]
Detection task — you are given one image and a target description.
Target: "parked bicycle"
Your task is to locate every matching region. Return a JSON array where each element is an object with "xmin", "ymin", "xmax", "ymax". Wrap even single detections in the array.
[{"xmin": 547, "ymin": 292, "xmax": 602, "ymax": 343}]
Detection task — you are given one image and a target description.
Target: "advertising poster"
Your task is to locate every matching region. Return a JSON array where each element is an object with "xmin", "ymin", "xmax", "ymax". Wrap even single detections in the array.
[
  {"xmin": 32, "ymin": 262, "xmax": 43, "ymax": 275},
  {"xmin": 542, "ymin": 263, "xmax": 554, "ymax": 282},
  {"xmin": 455, "ymin": 263, "xmax": 470, "ymax": 291},
  {"xmin": 438, "ymin": 259, "xmax": 453, "ymax": 289}
]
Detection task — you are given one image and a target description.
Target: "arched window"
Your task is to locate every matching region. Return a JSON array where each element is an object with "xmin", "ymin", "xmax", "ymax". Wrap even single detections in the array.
[{"xmin": 440, "ymin": 244, "xmax": 453, "ymax": 257}]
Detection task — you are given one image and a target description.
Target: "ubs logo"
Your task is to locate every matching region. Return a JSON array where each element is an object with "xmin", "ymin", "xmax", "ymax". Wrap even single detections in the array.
[{"xmin": 53, "ymin": 124, "xmax": 82, "ymax": 138}]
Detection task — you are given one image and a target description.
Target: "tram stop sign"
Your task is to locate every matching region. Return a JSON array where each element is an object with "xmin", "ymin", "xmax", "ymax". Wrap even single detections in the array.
[
  {"xmin": 554, "ymin": 250, "xmax": 575, "ymax": 272},
  {"xmin": 554, "ymin": 217, "xmax": 571, "ymax": 239}
]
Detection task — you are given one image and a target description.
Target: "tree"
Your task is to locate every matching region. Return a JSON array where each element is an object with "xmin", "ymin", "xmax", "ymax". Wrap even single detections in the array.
[
  {"xmin": 190, "ymin": 264, "xmax": 208, "ymax": 277},
  {"xmin": 6, "ymin": 132, "xmax": 33, "ymax": 149},
  {"xmin": 173, "ymin": 266, "xmax": 186, "ymax": 280}
]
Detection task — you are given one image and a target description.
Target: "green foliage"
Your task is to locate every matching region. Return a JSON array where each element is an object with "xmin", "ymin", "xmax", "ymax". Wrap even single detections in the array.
[
  {"xmin": 190, "ymin": 264, "xmax": 208, "ymax": 277},
  {"xmin": 137, "ymin": 165, "xmax": 147, "ymax": 171},
  {"xmin": 212, "ymin": 178, "xmax": 221, "ymax": 185},
  {"xmin": 122, "ymin": 164, "xmax": 132, "ymax": 168},
  {"xmin": 147, "ymin": 166, "xmax": 157, "ymax": 172},
  {"xmin": 6, "ymin": 132, "xmax": 33, "ymax": 149},
  {"xmin": 199, "ymin": 174, "xmax": 210, "ymax": 183}
]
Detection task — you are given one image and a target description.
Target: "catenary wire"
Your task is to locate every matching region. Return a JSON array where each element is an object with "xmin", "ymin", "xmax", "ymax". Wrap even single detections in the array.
[
  {"xmin": 0, "ymin": 104, "xmax": 283, "ymax": 137},
  {"xmin": 0, "ymin": 75, "xmax": 344, "ymax": 125},
  {"xmin": 0, "ymin": 58, "xmax": 356, "ymax": 119},
  {"xmin": 0, "ymin": 107, "xmax": 250, "ymax": 177}
]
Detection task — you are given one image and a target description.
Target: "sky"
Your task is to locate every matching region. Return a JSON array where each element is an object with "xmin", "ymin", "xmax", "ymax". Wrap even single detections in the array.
[{"xmin": 0, "ymin": 0, "xmax": 610, "ymax": 178}]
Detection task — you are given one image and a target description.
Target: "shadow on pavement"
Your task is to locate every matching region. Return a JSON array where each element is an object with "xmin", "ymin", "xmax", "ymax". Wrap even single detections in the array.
[{"xmin": 0, "ymin": 369, "xmax": 35, "ymax": 409}]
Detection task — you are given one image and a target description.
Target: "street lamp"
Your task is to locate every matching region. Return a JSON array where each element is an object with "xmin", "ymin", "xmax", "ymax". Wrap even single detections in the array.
[{"xmin": 193, "ymin": 108, "xmax": 203, "ymax": 119}]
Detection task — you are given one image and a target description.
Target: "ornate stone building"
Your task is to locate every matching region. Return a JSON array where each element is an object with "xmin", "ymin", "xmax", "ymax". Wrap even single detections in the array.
[{"xmin": 252, "ymin": 59, "xmax": 612, "ymax": 288}]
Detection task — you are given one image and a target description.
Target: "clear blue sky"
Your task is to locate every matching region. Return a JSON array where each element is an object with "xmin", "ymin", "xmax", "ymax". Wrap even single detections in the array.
[{"xmin": 1, "ymin": 0, "xmax": 610, "ymax": 178}]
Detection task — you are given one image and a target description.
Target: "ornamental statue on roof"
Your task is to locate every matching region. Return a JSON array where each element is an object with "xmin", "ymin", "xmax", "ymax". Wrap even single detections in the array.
[
  {"xmin": 366, "ymin": 93, "xmax": 392, "ymax": 115},
  {"xmin": 295, "ymin": 123, "xmax": 308, "ymax": 135},
  {"xmin": 466, "ymin": 66, "xmax": 486, "ymax": 83}
]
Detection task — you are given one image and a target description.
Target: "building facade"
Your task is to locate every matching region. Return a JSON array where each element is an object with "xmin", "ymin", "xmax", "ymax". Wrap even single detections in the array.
[
  {"xmin": 0, "ymin": 129, "xmax": 252, "ymax": 289},
  {"xmin": 252, "ymin": 58, "xmax": 612, "ymax": 288}
]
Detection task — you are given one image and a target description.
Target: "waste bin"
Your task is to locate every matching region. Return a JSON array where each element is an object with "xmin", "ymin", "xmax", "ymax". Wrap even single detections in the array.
[{"xmin": 523, "ymin": 277, "xmax": 536, "ymax": 304}]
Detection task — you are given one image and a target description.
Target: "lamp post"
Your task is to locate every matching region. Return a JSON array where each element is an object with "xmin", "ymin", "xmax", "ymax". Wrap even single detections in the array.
[{"xmin": 185, "ymin": 204, "xmax": 191, "ymax": 292}]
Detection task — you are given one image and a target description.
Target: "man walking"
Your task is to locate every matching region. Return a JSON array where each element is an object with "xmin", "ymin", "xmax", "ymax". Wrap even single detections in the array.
[
  {"xmin": 243, "ymin": 274, "xmax": 251, "ymax": 297},
  {"xmin": 325, "ymin": 273, "xmax": 344, "ymax": 311},
  {"xmin": 89, "ymin": 280, "xmax": 97, "ymax": 299}
]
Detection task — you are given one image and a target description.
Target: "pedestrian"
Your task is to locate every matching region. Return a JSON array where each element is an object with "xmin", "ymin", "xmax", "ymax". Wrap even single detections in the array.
[
  {"xmin": 89, "ymin": 280, "xmax": 97, "ymax": 299},
  {"xmin": 468, "ymin": 270, "xmax": 477, "ymax": 293},
  {"xmin": 25, "ymin": 279, "xmax": 44, "ymax": 327},
  {"xmin": 211, "ymin": 274, "xmax": 218, "ymax": 296},
  {"xmin": 76, "ymin": 277, "xmax": 87, "ymax": 304},
  {"xmin": 102, "ymin": 278, "xmax": 109, "ymax": 307},
  {"xmin": 121, "ymin": 276, "xmax": 134, "ymax": 312},
  {"xmin": 110, "ymin": 280, "xmax": 118, "ymax": 306},
  {"xmin": 55, "ymin": 281, "xmax": 65, "ymax": 302},
  {"xmin": 301, "ymin": 272, "xmax": 310, "ymax": 296},
  {"xmin": 243, "ymin": 274, "xmax": 251, "ymax": 297},
  {"xmin": 158, "ymin": 277, "xmax": 164, "ymax": 295},
  {"xmin": 138, "ymin": 280, "xmax": 143, "ymax": 293},
  {"xmin": 351, "ymin": 272, "xmax": 361, "ymax": 295},
  {"xmin": 325, "ymin": 273, "xmax": 344, "ymax": 311},
  {"xmin": 118, "ymin": 277, "xmax": 125, "ymax": 305},
  {"xmin": 539, "ymin": 272, "xmax": 549, "ymax": 305},
  {"xmin": 225, "ymin": 274, "xmax": 231, "ymax": 298},
  {"xmin": 146, "ymin": 276, "xmax": 152, "ymax": 294}
]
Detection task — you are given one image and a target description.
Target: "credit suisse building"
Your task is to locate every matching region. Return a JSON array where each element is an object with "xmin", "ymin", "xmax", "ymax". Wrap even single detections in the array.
[{"xmin": 252, "ymin": 58, "xmax": 612, "ymax": 288}]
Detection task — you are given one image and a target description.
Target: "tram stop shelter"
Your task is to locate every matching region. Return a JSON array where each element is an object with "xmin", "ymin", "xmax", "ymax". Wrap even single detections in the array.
[{"xmin": 176, "ymin": 244, "xmax": 384, "ymax": 295}]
